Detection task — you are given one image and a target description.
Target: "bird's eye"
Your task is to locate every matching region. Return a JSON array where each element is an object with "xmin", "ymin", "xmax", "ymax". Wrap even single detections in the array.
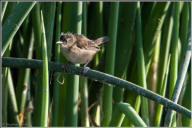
[
  {"xmin": 61, "ymin": 36, "xmax": 69, "ymax": 43},
  {"xmin": 60, "ymin": 35, "xmax": 64, "ymax": 41}
]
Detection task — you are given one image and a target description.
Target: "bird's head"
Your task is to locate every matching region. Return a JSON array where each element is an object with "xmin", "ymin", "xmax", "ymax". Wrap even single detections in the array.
[{"xmin": 56, "ymin": 33, "xmax": 74, "ymax": 46}]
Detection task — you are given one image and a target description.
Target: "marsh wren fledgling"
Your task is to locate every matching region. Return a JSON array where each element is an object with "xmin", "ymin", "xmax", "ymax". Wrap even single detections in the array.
[{"xmin": 56, "ymin": 33, "xmax": 109, "ymax": 68}]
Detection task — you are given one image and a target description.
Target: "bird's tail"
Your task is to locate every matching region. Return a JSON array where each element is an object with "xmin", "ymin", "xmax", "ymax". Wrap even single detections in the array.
[{"xmin": 95, "ymin": 36, "xmax": 109, "ymax": 45}]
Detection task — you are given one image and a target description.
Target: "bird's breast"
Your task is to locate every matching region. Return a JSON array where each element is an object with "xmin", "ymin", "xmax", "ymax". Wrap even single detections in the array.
[{"xmin": 60, "ymin": 45, "xmax": 97, "ymax": 64}]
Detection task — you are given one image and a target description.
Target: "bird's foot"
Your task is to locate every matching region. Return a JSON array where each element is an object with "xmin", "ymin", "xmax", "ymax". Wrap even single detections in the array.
[
  {"xmin": 81, "ymin": 66, "xmax": 90, "ymax": 75},
  {"xmin": 80, "ymin": 61, "xmax": 90, "ymax": 75}
]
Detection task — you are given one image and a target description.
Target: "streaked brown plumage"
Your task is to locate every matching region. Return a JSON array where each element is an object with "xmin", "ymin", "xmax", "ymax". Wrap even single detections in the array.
[{"xmin": 57, "ymin": 33, "xmax": 109, "ymax": 67}]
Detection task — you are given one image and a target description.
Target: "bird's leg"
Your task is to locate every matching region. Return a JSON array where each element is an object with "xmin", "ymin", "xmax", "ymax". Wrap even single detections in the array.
[
  {"xmin": 84, "ymin": 61, "xmax": 90, "ymax": 68},
  {"xmin": 81, "ymin": 61, "xmax": 90, "ymax": 75}
]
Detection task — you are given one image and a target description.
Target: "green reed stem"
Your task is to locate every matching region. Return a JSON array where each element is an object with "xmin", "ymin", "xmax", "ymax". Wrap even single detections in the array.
[{"xmin": 101, "ymin": 2, "xmax": 119, "ymax": 126}]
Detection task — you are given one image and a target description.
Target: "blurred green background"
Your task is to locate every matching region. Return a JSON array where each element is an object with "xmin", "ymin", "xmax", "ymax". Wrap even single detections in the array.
[{"xmin": 1, "ymin": 1, "xmax": 191, "ymax": 127}]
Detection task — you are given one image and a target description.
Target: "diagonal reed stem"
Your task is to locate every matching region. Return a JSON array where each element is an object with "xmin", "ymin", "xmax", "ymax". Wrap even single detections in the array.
[{"xmin": 2, "ymin": 57, "xmax": 191, "ymax": 118}]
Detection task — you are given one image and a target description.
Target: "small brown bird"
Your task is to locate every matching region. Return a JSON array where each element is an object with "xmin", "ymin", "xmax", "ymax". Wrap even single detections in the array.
[{"xmin": 56, "ymin": 33, "xmax": 109, "ymax": 68}]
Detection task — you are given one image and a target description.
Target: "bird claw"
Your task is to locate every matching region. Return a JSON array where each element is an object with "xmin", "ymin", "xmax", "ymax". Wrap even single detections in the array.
[{"xmin": 81, "ymin": 66, "xmax": 90, "ymax": 75}]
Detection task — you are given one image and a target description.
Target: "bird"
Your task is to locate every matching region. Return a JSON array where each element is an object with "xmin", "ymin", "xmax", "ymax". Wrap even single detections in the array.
[{"xmin": 56, "ymin": 33, "xmax": 109, "ymax": 72}]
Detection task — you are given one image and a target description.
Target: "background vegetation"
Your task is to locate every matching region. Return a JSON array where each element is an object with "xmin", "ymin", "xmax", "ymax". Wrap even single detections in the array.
[{"xmin": 1, "ymin": 1, "xmax": 191, "ymax": 127}]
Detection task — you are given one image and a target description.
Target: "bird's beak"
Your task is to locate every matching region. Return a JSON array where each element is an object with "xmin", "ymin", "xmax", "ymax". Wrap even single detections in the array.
[{"xmin": 56, "ymin": 41, "xmax": 63, "ymax": 44}]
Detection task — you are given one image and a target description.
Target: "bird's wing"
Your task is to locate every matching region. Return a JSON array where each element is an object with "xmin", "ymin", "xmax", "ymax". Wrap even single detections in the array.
[
  {"xmin": 74, "ymin": 34, "xmax": 100, "ymax": 51},
  {"xmin": 75, "ymin": 34, "xmax": 89, "ymax": 49}
]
